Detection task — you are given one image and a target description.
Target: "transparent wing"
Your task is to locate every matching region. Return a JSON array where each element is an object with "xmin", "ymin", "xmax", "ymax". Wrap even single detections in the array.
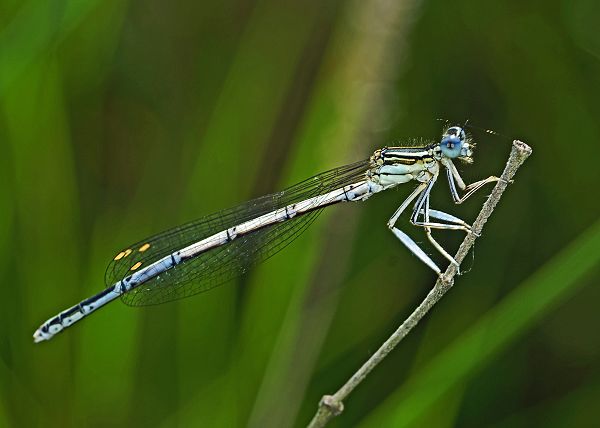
[
  {"xmin": 104, "ymin": 192, "xmax": 277, "ymax": 288},
  {"xmin": 121, "ymin": 208, "xmax": 322, "ymax": 306},
  {"xmin": 104, "ymin": 159, "xmax": 371, "ymax": 306}
]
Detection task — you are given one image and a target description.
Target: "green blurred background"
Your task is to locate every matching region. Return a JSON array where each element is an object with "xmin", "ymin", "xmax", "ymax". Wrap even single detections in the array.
[{"xmin": 1, "ymin": 0, "xmax": 600, "ymax": 427}]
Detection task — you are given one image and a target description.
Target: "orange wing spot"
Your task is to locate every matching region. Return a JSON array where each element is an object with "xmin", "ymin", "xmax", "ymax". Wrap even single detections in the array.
[
  {"xmin": 114, "ymin": 251, "xmax": 126, "ymax": 261},
  {"xmin": 138, "ymin": 243, "xmax": 151, "ymax": 252},
  {"xmin": 130, "ymin": 261, "xmax": 143, "ymax": 271}
]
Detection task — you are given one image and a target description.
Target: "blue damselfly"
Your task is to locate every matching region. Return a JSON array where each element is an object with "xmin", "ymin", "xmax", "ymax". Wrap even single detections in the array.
[{"xmin": 33, "ymin": 125, "xmax": 501, "ymax": 342}]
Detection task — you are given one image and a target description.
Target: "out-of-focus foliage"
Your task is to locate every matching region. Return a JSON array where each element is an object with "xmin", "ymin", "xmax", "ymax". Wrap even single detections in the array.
[{"xmin": 1, "ymin": 0, "xmax": 599, "ymax": 427}]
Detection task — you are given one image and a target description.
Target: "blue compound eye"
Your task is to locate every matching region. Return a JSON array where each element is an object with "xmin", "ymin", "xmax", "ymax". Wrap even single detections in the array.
[{"xmin": 440, "ymin": 127, "xmax": 465, "ymax": 158}]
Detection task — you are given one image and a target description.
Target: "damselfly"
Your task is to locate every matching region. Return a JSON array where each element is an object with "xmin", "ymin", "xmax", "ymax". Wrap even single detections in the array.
[{"xmin": 33, "ymin": 125, "xmax": 501, "ymax": 342}]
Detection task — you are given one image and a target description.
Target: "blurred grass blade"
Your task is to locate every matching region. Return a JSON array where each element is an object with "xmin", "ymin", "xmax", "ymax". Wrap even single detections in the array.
[
  {"xmin": 0, "ymin": 0, "xmax": 100, "ymax": 95},
  {"xmin": 245, "ymin": 1, "xmax": 423, "ymax": 426},
  {"xmin": 174, "ymin": 1, "xmax": 328, "ymax": 426},
  {"xmin": 361, "ymin": 218, "xmax": 600, "ymax": 427},
  {"xmin": 2, "ymin": 59, "xmax": 81, "ymax": 424},
  {"xmin": 491, "ymin": 371, "xmax": 600, "ymax": 428}
]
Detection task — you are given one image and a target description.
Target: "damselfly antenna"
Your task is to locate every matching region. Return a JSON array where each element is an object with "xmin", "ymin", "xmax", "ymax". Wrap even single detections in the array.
[{"xmin": 436, "ymin": 117, "xmax": 503, "ymax": 138}]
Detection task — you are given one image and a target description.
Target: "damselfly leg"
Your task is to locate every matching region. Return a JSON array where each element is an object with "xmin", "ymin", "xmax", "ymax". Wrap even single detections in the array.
[
  {"xmin": 444, "ymin": 159, "xmax": 502, "ymax": 204},
  {"xmin": 412, "ymin": 190, "xmax": 464, "ymax": 274},
  {"xmin": 388, "ymin": 160, "xmax": 501, "ymax": 276},
  {"xmin": 387, "ymin": 181, "xmax": 444, "ymax": 275}
]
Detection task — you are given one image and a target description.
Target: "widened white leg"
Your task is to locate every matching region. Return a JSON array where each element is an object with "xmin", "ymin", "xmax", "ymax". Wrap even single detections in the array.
[
  {"xmin": 418, "ymin": 208, "xmax": 471, "ymax": 229},
  {"xmin": 412, "ymin": 194, "xmax": 461, "ymax": 274},
  {"xmin": 387, "ymin": 180, "xmax": 442, "ymax": 275},
  {"xmin": 390, "ymin": 228, "xmax": 441, "ymax": 274},
  {"xmin": 417, "ymin": 207, "xmax": 480, "ymax": 238}
]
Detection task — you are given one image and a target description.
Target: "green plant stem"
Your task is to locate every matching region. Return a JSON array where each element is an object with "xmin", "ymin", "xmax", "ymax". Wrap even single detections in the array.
[{"xmin": 307, "ymin": 140, "xmax": 533, "ymax": 428}]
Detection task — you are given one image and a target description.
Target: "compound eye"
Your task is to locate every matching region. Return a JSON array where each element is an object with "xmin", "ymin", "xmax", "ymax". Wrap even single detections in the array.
[
  {"xmin": 440, "ymin": 136, "xmax": 462, "ymax": 158},
  {"xmin": 440, "ymin": 126, "xmax": 466, "ymax": 158}
]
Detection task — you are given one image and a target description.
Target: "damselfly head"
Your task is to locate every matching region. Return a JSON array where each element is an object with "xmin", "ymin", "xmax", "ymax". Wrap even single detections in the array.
[{"xmin": 440, "ymin": 126, "xmax": 473, "ymax": 162}]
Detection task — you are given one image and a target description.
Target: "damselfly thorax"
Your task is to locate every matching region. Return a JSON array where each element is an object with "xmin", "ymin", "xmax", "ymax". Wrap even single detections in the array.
[{"xmin": 33, "ymin": 125, "xmax": 499, "ymax": 343}]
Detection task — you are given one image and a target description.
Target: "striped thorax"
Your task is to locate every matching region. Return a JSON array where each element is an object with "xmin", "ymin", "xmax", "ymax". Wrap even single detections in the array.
[{"xmin": 367, "ymin": 126, "xmax": 474, "ymax": 190}]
